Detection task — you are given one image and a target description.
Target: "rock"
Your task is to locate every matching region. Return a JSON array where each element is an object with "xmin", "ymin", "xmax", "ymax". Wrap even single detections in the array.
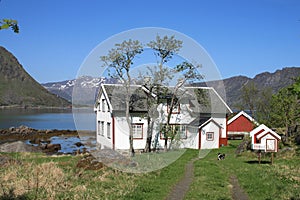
[
  {"xmin": 0, "ymin": 141, "xmax": 40, "ymax": 152},
  {"xmin": 75, "ymin": 142, "xmax": 83, "ymax": 147},
  {"xmin": 30, "ymin": 138, "xmax": 41, "ymax": 144},
  {"xmin": 235, "ymin": 137, "xmax": 251, "ymax": 154},
  {"xmin": 42, "ymin": 143, "xmax": 61, "ymax": 154},
  {"xmin": 45, "ymin": 143, "xmax": 61, "ymax": 150},
  {"xmin": 45, "ymin": 129, "xmax": 52, "ymax": 134},
  {"xmin": 76, "ymin": 154, "xmax": 103, "ymax": 170}
]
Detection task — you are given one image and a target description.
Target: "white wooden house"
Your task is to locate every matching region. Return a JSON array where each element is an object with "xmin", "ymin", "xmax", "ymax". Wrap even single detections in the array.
[
  {"xmin": 94, "ymin": 84, "xmax": 232, "ymax": 150},
  {"xmin": 250, "ymin": 124, "xmax": 281, "ymax": 152}
]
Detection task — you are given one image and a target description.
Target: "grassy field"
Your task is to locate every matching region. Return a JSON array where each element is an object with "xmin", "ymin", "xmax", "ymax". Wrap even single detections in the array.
[
  {"xmin": 186, "ymin": 141, "xmax": 300, "ymax": 200},
  {"xmin": 0, "ymin": 141, "xmax": 299, "ymax": 200}
]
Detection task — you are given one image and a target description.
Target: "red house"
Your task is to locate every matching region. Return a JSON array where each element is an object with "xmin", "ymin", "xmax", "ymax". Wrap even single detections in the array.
[{"xmin": 227, "ymin": 111, "xmax": 259, "ymax": 139}]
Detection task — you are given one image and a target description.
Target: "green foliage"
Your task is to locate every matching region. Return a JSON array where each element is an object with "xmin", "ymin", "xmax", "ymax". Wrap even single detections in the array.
[
  {"xmin": 0, "ymin": 19, "xmax": 19, "ymax": 33},
  {"xmin": 147, "ymin": 35, "xmax": 182, "ymax": 63},
  {"xmin": 101, "ymin": 39, "xmax": 143, "ymax": 81},
  {"xmin": 242, "ymin": 77, "xmax": 300, "ymax": 133},
  {"xmin": 100, "ymin": 39, "xmax": 144, "ymax": 156},
  {"xmin": 258, "ymin": 77, "xmax": 300, "ymax": 131},
  {"xmin": 241, "ymin": 81, "xmax": 259, "ymax": 116},
  {"xmin": 255, "ymin": 87, "xmax": 273, "ymax": 125}
]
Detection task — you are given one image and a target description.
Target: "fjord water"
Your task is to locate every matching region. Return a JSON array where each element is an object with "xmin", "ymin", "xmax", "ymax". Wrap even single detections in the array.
[{"xmin": 0, "ymin": 108, "xmax": 96, "ymax": 131}]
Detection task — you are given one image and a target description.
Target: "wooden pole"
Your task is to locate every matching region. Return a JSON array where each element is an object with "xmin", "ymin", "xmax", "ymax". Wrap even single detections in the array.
[
  {"xmin": 271, "ymin": 153, "xmax": 274, "ymax": 165},
  {"xmin": 258, "ymin": 151, "xmax": 261, "ymax": 164}
]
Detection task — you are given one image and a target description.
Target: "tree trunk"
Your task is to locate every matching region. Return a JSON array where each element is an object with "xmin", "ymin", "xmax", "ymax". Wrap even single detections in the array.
[
  {"xmin": 164, "ymin": 137, "xmax": 168, "ymax": 152},
  {"xmin": 125, "ymin": 82, "xmax": 134, "ymax": 157},
  {"xmin": 144, "ymin": 116, "xmax": 152, "ymax": 153}
]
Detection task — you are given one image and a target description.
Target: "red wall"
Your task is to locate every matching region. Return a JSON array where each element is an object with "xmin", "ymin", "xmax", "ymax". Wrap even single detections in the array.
[{"xmin": 228, "ymin": 115, "xmax": 254, "ymax": 132}]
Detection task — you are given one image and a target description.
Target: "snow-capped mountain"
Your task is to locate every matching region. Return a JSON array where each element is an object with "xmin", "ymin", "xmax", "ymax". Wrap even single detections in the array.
[
  {"xmin": 42, "ymin": 67, "xmax": 300, "ymax": 108},
  {"xmin": 42, "ymin": 76, "xmax": 117, "ymax": 104}
]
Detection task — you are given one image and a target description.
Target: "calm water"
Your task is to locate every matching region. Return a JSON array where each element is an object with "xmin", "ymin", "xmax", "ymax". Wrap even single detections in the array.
[
  {"xmin": 0, "ymin": 108, "xmax": 97, "ymax": 153},
  {"xmin": 0, "ymin": 108, "xmax": 96, "ymax": 130},
  {"xmin": 25, "ymin": 135, "xmax": 97, "ymax": 154}
]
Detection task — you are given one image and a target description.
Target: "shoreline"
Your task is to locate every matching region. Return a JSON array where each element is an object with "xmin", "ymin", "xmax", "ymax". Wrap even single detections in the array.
[
  {"xmin": 0, "ymin": 125, "xmax": 96, "ymax": 140},
  {"xmin": 0, "ymin": 125, "xmax": 96, "ymax": 154},
  {"xmin": 0, "ymin": 105, "xmax": 72, "ymax": 110}
]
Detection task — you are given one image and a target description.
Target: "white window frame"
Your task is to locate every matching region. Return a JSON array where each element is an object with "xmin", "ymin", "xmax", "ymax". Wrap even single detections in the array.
[{"xmin": 132, "ymin": 124, "xmax": 143, "ymax": 139}]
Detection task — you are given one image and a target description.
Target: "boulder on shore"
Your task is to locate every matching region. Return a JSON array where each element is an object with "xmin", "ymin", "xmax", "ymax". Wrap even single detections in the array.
[{"xmin": 0, "ymin": 141, "xmax": 41, "ymax": 153}]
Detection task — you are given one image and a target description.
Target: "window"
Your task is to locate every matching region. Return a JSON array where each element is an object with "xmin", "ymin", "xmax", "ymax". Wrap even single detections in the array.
[
  {"xmin": 97, "ymin": 121, "xmax": 101, "ymax": 135},
  {"xmin": 101, "ymin": 121, "xmax": 104, "ymax": 136},
  {"xmin": 160, "ymin": 124, "xmax": 187, "ymax": 139},
  {"xmin": 107, "ymin": 122, "xmax": 111, "ymax": 139},
  {"xmin": 178, "ymin": 125, "xmax": 187, "ymax": 139},
  {"xmin": 102, "ymin": 99, "xmax": 105, "ymax": 112},
  {"xmin": 132, "ymin": 124, "xmax": 143, "ymax": 139},
  {"xmin": 266, "ymin": 139, "xmax": 276, "ymax": 152},
  {"xmin": 206, "ymin": 132, "xmax": 214, "ymax": 141}
]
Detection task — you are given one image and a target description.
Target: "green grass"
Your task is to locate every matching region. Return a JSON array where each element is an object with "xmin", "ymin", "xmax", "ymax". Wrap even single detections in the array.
[
  {"xmin": 0, "ymin": 149, "xmax": 198, "ymax": 200},
  {"xmin": 185, "ymin": 140, "xmax": 300, "ymax": 200},
  {"xmin": 1, "ymin": 142, "xmax": 299, "ymax": 199}
]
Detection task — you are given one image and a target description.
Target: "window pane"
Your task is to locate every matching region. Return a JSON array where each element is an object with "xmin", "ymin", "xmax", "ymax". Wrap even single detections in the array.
[
  {"xmin": 107, "ymin": 123, "xmax": 111, "ymax": 139},
  {"xmin": 206, "ymin": 132, "xmax": 213, "ymax": 141},
  {"xmin": 101, "ymin": 121, "xmax": 104, "ymax": 136},
  {"xmin": 132, "ymin": 124, "xmax": 143, "ymax": 139}
]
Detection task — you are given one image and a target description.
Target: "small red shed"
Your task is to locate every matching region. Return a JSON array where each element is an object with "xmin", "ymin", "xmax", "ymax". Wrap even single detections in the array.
[
  {"xmin": 250, "ymin": 124, "xmax": 281, "ymax": 152},
  {"xmin": 227, "ymin": 111, "xmax": 258, "ymax": 139}
]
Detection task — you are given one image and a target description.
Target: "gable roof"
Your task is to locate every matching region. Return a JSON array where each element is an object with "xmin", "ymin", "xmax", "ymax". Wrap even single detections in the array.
[
  {"xmin": 184, "ymin": 87, "xmax": 232, "ymax": 114},
  {"xmin": 96, "ymin": 84, "xmax": 149, "ymax": 112},
  {"xmin": 199, "ymin": 118, "xmax": 223, "ymax": 129},
  {"xmin": 228, "ymin": 110, "xmax": 259, "ymax": 125},
  {"xmin": 95, "ymin": 84, "xmax": 232, "ymax": 114},
  {"xmin": 250, "ymin": 124, "xmax": 281, "ymax": 140}
]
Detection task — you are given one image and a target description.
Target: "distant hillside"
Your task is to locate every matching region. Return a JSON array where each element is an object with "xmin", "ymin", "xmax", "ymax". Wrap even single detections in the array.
[
  {"xmin": 42, "ymin": 67, "xmax": 300, "ymax": 109},
  {"xmin": 198, "ymin": 67, "xmax": 300, "ymax": 109},
  {"xmin": 0, "ymin": 46, "xmax": 70, "ymax": 108}
]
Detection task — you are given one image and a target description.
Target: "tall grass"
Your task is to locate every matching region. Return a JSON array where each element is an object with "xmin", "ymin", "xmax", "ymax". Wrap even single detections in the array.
[
  {"xmin": 1, "ymin": 142, "xmax": 299, "ymax": 200},
  {"xmin": 0, "ymin": 149, "xmax": 198, "ymax": 200}
]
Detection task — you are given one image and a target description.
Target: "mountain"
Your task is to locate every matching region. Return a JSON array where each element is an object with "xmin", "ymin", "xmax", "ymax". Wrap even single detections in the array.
[
  {"xmin": 42, "ymin": 67, "xmax": 300, "ymax": 109},
  {"xmin": 0, "ymin": 46, "xmax": 70, "ymax": 108},
  {"xmin": 42, "ymin": 76, "xmax": 119, "ymax": 105},
  {"xmin": 198, "ymin": 67, "xmax": 300, "ymax": 109}
]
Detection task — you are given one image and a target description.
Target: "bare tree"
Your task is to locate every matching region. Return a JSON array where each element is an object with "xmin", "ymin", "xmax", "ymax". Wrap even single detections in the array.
[
  {"xmin": 144, "ymin": 35, "xmax": 202, "ymax": 151},
  {"xmin": 101, "ymin": 39, "xmax": 143, "ymax": 157}
]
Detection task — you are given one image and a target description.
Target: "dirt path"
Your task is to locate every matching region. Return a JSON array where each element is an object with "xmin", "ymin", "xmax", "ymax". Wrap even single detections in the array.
[
  {"xmin": 165, "ymin": 158, "xmax": 198, "ymax": 200},
  {"xmin": 165, "ymin": 158, "xmax": 250, "ymax": 200},
  {"xmin": 230, "ymin": 175, "xmax": 249, "ymax": 200}
]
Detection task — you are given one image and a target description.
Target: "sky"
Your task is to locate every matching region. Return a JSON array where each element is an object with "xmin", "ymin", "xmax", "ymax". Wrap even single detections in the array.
[{"xmin": 0, "ymin": 0, "xmax": 299, "ymax": 83}]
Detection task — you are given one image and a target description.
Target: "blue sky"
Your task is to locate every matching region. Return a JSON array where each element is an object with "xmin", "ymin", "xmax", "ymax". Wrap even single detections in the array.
[{"xmin": 0, "ymin": 0, "xmax": 299, "ymax": 83}]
